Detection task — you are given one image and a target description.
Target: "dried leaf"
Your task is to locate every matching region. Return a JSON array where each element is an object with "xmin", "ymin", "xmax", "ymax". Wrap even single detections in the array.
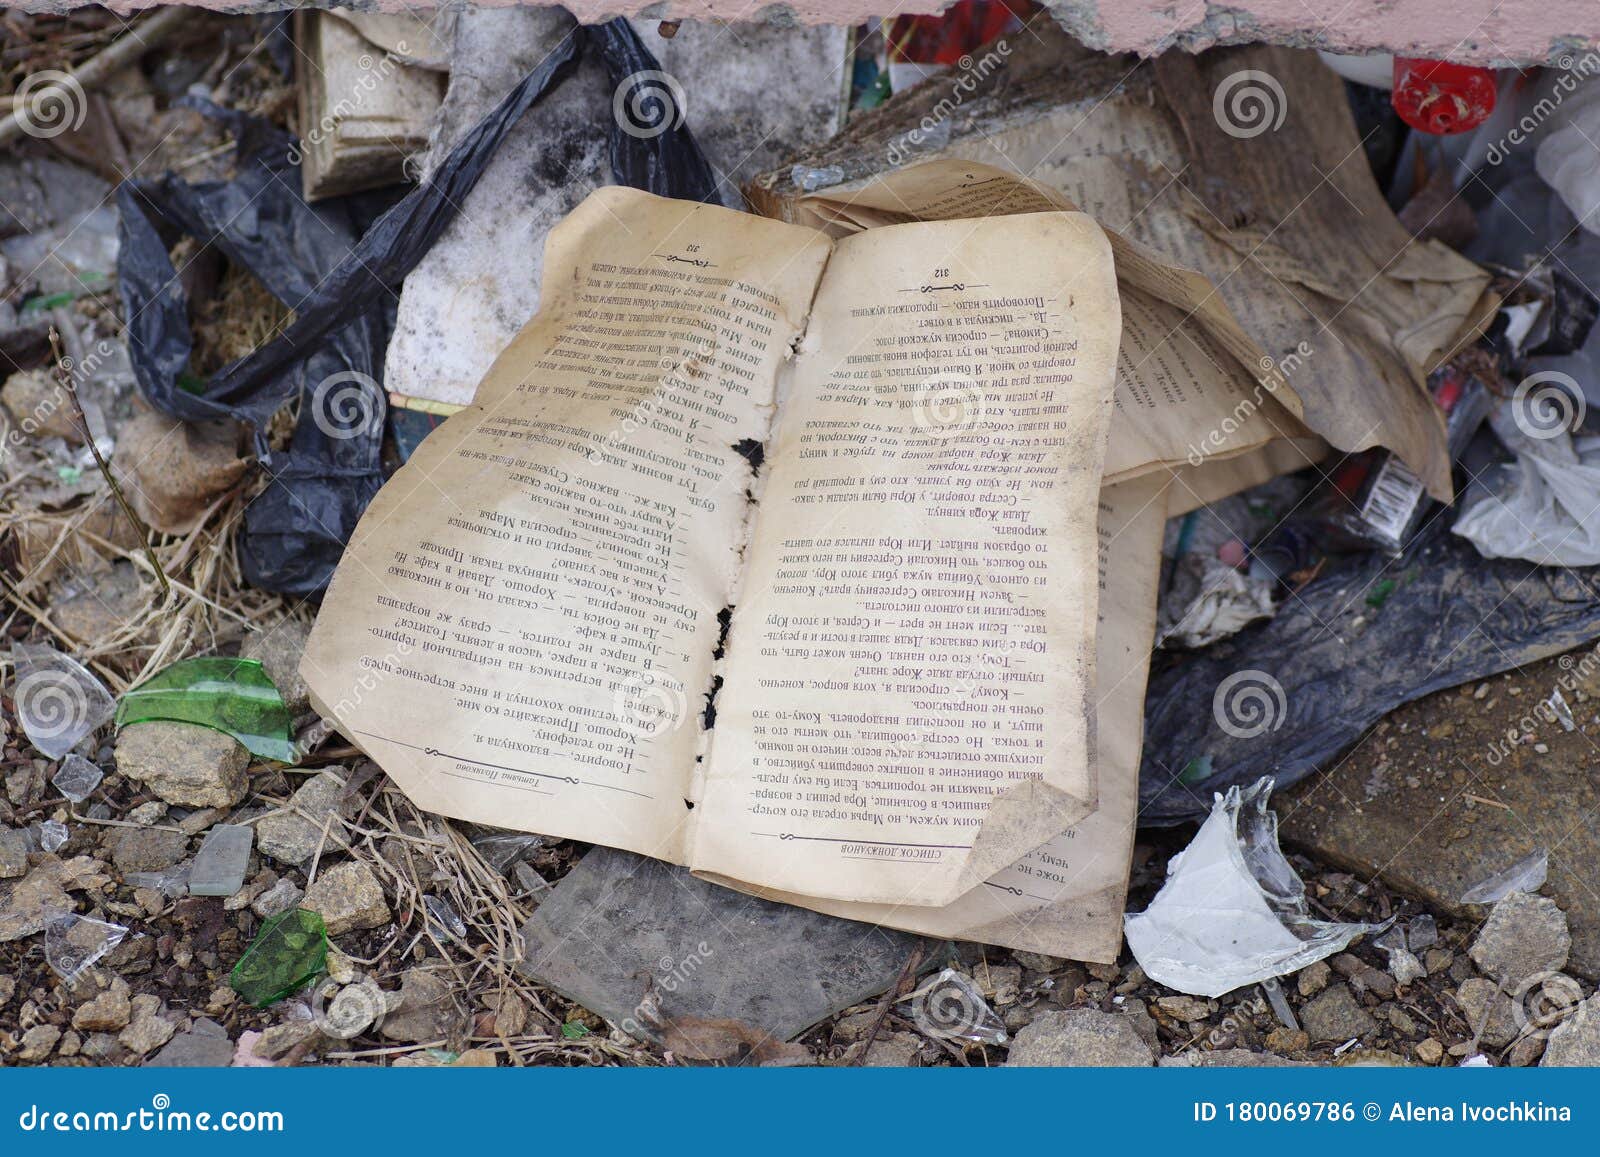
[{"xmin": 657, "ymin": 1014, "xmax": 812, "ymax": 1067}]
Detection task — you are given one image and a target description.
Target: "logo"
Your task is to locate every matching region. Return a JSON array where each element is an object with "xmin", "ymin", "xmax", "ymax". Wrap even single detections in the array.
[
  {"xmin": 310, "ymin": 371, "xmax": 384, "ymax": 441},
  {"xmin": 14, "ymin": 71, "xmax": 88, "ymax": 139},
  {"xmin": 611, "ymin": 670, "xmax": 690, "ymax": 739},
  {"xmin": 1213, "ymin": 70, "xmax": 1288, "ymax": 139},
  {"xmin": 909, "ymin": 373, "xmax": 986, "ymax": 439},
  {"xmin": 1511, "ymin": 371, "xmax": 1584, "ymax": 440},
  {"xmin": 612, "ymin": 71, "xmax": 687, "ymax": 140},
  {"xmin": 1212, "ymin": 669, "xmax": 1287, "ymax": 739}
]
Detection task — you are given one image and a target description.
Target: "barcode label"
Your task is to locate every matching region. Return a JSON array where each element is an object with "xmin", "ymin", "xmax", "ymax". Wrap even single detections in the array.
[{"xmin": 1360, "ymin": 455, "xmax": 1424, "ymax": 544}]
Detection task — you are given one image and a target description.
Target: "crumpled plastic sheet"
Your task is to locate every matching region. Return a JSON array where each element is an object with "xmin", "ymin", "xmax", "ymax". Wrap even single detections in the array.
[
  {"xmin": 1139, "ymin": 518, "xmax": 1600, "ymax": 825},
  {"xmin": 1125, "ymin": 779, "xmax": 1388, "ymax": 998},
  {"xmin": 117, "ymin": 22, "xmax": 715, "ymax": 595},
  {"xmin": 1454, "ymin": 402, "xmax": 1600, "ymax": 566},
  {"xmin": 1460, "ymin": 848, "xmax": 1549, "ymax": 905}
]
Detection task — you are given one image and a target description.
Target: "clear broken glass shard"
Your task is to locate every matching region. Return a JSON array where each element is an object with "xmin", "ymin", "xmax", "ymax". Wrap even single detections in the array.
[
  {"xmin": 1125, "ymin": 778, "xmax": 1391, "ymax": 998},
  {"xmin": 1259, "ymin": 976, "xmax": 1299, "ymax": 1030},
  {"xmin": 469, "ymin": 832, "xmax": 544, "ymax": 875},
  {"xmin": 43, "ymin": 905, "xmax": 127, "ymax": 982},
  {"xmin": 1407, "ymin": 913, "xmax": 1438, "ymax": 951},
  {"xmin": 37, "ymin": 820, "xmax": 68, "ymax": 853},
  {"xmin": 1460, "ymin": 848, "xmax": 1549, "ymax": 905},
  {"xmin": 901, "ymin": 968, "xmax": 1008, "ymax": 1045},
  {"xmin": 10, "ymin": 644, "xmax": 115, "ymax": 760},
  {"xmin": 126, "ymin": 862, "xmax": 191, "ymax": 898},
  {"xmin": 1548, "ymin": 688, "xmax": 1577, "ymax": 732},
  {"xmin": 188, "ymin": 824, "xmax": 253, "ymax": 897},
  {"xmin": 51, "ymin": 754, "xmax": 104, "ymax": 803},
  {"xmin": 424, "ymin": 895, "xmax": 468, "ymax": 943}
]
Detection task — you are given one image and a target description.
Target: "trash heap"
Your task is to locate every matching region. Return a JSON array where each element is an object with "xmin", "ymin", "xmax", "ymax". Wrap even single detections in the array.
[{"xmin": 4, "ymin": 5, "xmax": 1600, "ymax": 1071}]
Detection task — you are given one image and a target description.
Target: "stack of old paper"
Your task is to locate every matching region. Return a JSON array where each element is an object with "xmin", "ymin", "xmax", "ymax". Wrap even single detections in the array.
[{"xmin": 299, "ymin": 35, "xmax": 1489, "ymax": 963}]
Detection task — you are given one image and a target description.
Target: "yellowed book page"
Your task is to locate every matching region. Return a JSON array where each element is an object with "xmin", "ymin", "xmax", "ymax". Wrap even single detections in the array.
[
  {"xmin": 1164, "ymin": 437, "xmax": 1330, "ymax": 518},
  {"xmin": 795, "ymin": 161, "xmax": 1316, "ymax": 482},
  {"xmin": 689, "ymin": 212, "xmax": 1122, "ymax": 907},
  {"xmin": 300, "ymin": 187, "xmax": 832, "ymax": 864},
  {"xmin": 719, "ymin": 474, "xmax": 1167, "ymax": 961}
]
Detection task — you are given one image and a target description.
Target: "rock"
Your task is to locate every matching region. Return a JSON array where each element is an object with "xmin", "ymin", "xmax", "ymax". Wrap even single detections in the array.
[
  {"xmin": 1265, "ymin": 1027, "xmax": 1310, "ymax": 1053},
  {"xmin": 302, "ymin": 861, "xmax": 390, "ymax": 936},
  {"xmin": 251, "ymin": 878, "xmax": 303, "ymax": 919},
  {"xmin": 451, "ymin": 1049, "xmax": 498, "ymax": 1067},
  {"xmin": 1424, "ymin": 948, "xmax": 1454, "ymax": 976},
  {"xmin": 126, "ymin": 802, "xmax": 168, "ymax": 826},
  {"xmin": 0, "ymin": 828, "xmax": 29, "ymax": 878},
  {"xmin": 325, "ymin": 948, "xmax": 358, "ymax": 986},
  {"xmin": 115, "ymin": 722, "xmax": 249, "ymax": 808},
  {"xmin": 321, "ymin": 980, "xmax": 388, "ymax": 1040},
  {"xmin": 1299, "ymin": 985, "xmax": 1374, "ymax": 1043},
  {"xmin": 1455, "ymin": 977, "xmax": 1520, "ymax": 1047},
  {"xmin": 110, "ymin": 826, "xmax": 187, "ymax": 873},
  {"xmin": 256, "ymin": 769, "xmax": 349, "ymax": 865},
  {"xmin": 1388, "ymin": 949, "xmax": 1426, "ymax": 988},
  {"xmin": 0, "ymin": 976, "xmax": 15, "ymax": 1006},
  {"xmin": 119, "ymin": 995, "xmax": 176, "ymax": 1055},
  {"xmin": 58, "ymin": 1030, "xmax": 81, "ymax": 1058},
  {"xmin": 1005, "ymin": 1009, "xmax": 1154, "ymax": 1067},
  {"xmin": 1415, "ymin": 1038, "xmax": 1445, "ymax": 1064},
  {"xmin": 113, "ymin": 409, "xmax": 248, "ymax": 535},
  {"xmin": 232, "ymin": 1030, "xmax": 273, "ymax": 1067},
  {"xmin": 1509, "ymin": 1035, "xmax": 1546, "ymax": 1066},
  {"xmin": 862, "ymin": 1031, "xmax": 922, "ymax": 1066},
  {"xmin": 253, "ymin": 1020, "xmax": 320, "ymax": 1061},
  {"xmin": 53, "ymin": 563, "xmax": 148, "ymax": 650},
  {"xmin": 73, "ymin": 977, "xmax": 132, "ymax": 1032},
  {"xmin": 0, "ymin": 856, "xmax": 108, "ymax": 941},
  {"xmin": 1297, "ymin": 959, "xmax": 1331, "ymax": 997},
  {"xmin": 1156, "ymin": 995, "xmax": 1211, "ymax": 1022},
  {"xmin": 1120, "ymin": 998, "xmax": 1161, "ymax": 1053},
  {"xmin": 2, "ymin": 368, "xmax": 79, "ymax": 441},
  {"xmin": 379, "ymin": 969, "xmax": 468, "ymax": 1044},
  {"xmin": 1278, "ymin": 650, "xmax": 1600, "ymax": 978},
  {"xmin": 1470, "ymin": 893, "xmax": 1570, "ymax": 983},
  {"xmin": 18, "ymin": 1024, "xmax": 61, "ymax": 1061},
  {"xmin": 1013, "ymin": 951, "xmax": 1066, "ymax": 973},
  {"xmin": 1159, "ymin": 1048, "xmax": 1312, "ymax": 1067},
  {"xmin": 485, "ymin": 991, "xmax": 526, "ymax": 1037},
  {"xmin": 987, "ymin": 964, "xmax": 1022, "ymax": 1006},
  {"xmin": 145, "ymin": 1028, "xmax": 235, "ymax": 1067},
  {"xmin": 1541, "ymin": 994, "xmax": 1600, "ymax": 1066},
  {"xmin": 241, "ymin": 621, "xmax": 314, "ymax": 715}
]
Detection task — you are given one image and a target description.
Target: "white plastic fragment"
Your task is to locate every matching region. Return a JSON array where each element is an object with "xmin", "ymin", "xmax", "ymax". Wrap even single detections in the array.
[
  {"xmin": 1460, "ymin": 848, "xmax": 1549, "ymax": 905},
  {"xmin": 900, "ymin": 968, "xmax": 1008, "ymax": 1045},
  {"xmin": 42, "ymin": 905, "xmax": 127, "ymax": 982},
  {"xmin": 1125, "ymin": 778, "xmax": 1390, "ymax": 998},
  {"xmin": 10, "ymin": 644, "xmax": 115, "ymax": 760},
  {"xmin": 51, "ymin": 754, "xmax": 104, "ymax": 803}
]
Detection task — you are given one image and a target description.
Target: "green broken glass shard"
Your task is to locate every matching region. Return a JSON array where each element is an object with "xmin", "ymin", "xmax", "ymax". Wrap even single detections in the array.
[
  {"xmin": 231, "ymin": 908, "xmax": 328, "ymax": 1007},
  {"xmin": 115, "ymin": 657, "xmax": 298, "ymax": 763}
]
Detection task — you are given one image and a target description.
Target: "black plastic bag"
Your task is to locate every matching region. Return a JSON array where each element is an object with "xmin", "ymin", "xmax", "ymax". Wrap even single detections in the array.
[
  {"xmin": 1138, "ymin": 517, "xmax": 1600, "ymax": 825},
  {"xmin": 117, "ymin": 20, "xmax": 716, "ymax": 595}
]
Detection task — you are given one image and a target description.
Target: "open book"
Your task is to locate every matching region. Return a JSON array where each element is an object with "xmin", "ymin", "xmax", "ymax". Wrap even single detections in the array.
[{"xmin": 303, "ymin": 171, "xmax": 1131, "ymax": 913}]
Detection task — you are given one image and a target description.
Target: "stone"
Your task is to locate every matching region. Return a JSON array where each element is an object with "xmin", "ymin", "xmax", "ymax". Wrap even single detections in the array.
[
  {"xmin": 2, "ymin": 368, "xmax": 80, "ymax": 441},
  {"xmin": 114, "ymin": 722, "xmax": 249, "ymax": 808},
  {"xmin": 252, "ymin": 1020, "xmax": 320, "ymax": 1061},
  {"xmin": 110, "ymin": 826, "xmax": 187, "ymax": 873},
  {"xmin": 1424, "ymin": 948, "xmax": 1454, "ymax": 975},
  {"xmin": 240, "ymin": 621, "xmax": 314, "ymax": 715},
  {"xmin": 862, "ymin": 1031, "xmax": 922, "ymax": 1066},
  {"xmin": 1415, "ymin": 1038, "xmax": 1445, "ymax": 1064},
  {"xmin": 119, "ymin": 995, "xmax": 176, "ymax": 1055},
  {"xmin": 302, "ymin": 861, "xmax": 390, "ymax": 936},
  {"xmin": 112, "ymin": 409, "xmax": 248, "ymax": 536},
  {"xmin": 73, "ymin": 977, "xmax": 131, "ymax": 1031},
  {"xmin": 255, "ymin": 769, "xmax": 349, "ymax": 866},
  {"xmin": 251, "ymin": 878, "xmax": 304, "ymax": 919},
  {"xmin": 1265, "ymin": 1027, "xmax": 1310, "ymax": 1053},
  {"xmin": 18, "ymin": 1024, "xmax": 61, "ymax": 1061},
  {"xmin": 1297, "ymin": 959, "xmax": 1331, "ymax": 997},
  {"xmin": 518, "ymin": 845, "xmax": 918, "ymax": 1044},
  {"xmin": 378, "ymin": 969, "xmax": 468, "ymax": 1044},
  {"xmin": 1278, "ymin": 648, "xmax": 1600, "ymax": 978},
  {"xmin": 321, "ymin": 980, "xmax": 388, "ymax": 1040},
  {"xmin": 1013, "ymin": 951, "xmax": 1066, "ymax": 973},
  {"xmin": 1456, "ymin": 977, "xmax": 1520, "ymax": 1047},
  {"xmin": 1005, "ymin": 1010, "xmax": 1154, "ymax": 1067},
  {"xmin": 145, "ymin": 1028, "xmax": 235, "ymax": 1067},
  {"xmin": 1541, "ymin": 995, "xmax": 1600, "ymax": 1066},
  {"xmin": 0, "ymin": 977, "xmax": 15, "ymax": 1006},
  {"xmin": 127, "ymin": 802, "xmax": 168, "ymax": 826},
  {"xmin": 0, "ymin": 828, "xmax": 29, "ymax": 878},
  {"xmin": 1156, "ymin": 995, "xmax": 1211, "ymax": 1022},
  {"xmin": 1470, "ymin": 893, "xmax": 1570, "ymax": 983},
  {"xmin": 1299, "ymin": 985, "xmax": 1374, "ymax": 1043},
  {"xmin": 51, "ymin": 563, "xmax": 146, "ymax": 650},
  {"xmin": 57, "ymin": 1031, "xmax": 81, "ymax": 1058},
  {"xmin": 1159, "ymin": 1048, "xmax": 1312, "ymax": 1067},
  {"xmin": 0, "ymin": 856, "xmax": 109, "ymax": 942}
]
